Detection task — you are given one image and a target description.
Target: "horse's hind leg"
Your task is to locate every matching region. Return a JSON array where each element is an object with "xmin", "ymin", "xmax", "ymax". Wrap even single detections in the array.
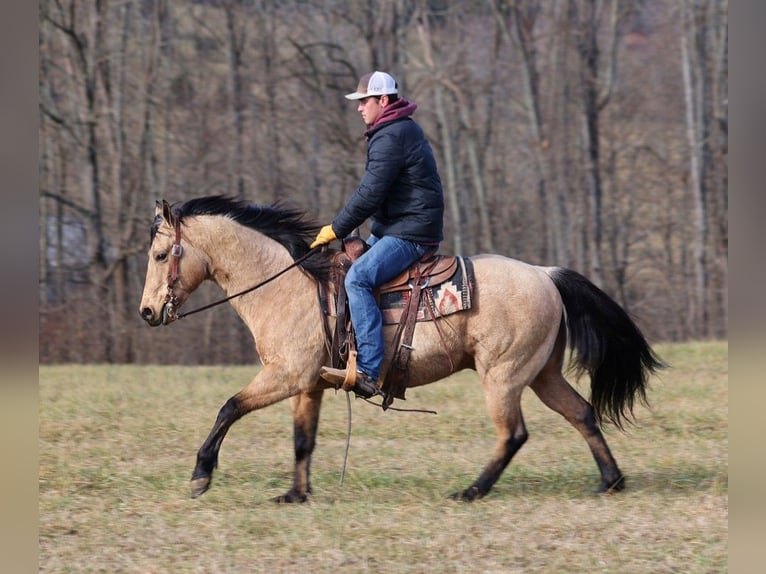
[
  {"xmin": 530, "ymin": 368, "xmax": 625, "ymax": 494},
  {"xmin": 273, "ymin": 389, "xmax": 324, "ymax": 503},
  {"xmin": 452, "ymin": 370, "xmax": 529, "ymax": 502}
]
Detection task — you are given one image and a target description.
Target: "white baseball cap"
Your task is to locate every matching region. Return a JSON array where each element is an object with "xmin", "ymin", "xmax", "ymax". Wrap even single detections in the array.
[{"xmin": 345, "ymin": 71, "xmax": 398, "ymax": 100}]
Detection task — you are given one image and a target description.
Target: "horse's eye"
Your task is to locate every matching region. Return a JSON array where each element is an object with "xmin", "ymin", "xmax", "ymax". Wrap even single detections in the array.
[{"xmin": 155, "ymin": 252, "xmax": 168, "ymax": 262}]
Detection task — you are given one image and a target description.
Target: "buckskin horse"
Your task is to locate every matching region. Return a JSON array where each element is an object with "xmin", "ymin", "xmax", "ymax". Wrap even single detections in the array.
[{"xmin": 138, "ymin": 195, "xmax": 662, "ymax": 502}]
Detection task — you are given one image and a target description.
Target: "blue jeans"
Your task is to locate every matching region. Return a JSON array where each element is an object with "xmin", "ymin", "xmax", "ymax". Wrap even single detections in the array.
[{"xmin": 345, "ymin": 235, "xmax": 431, "ymax": 381}]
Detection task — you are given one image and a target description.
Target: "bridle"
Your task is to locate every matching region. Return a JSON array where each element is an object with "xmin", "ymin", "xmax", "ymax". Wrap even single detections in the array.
[
  {"xmin": 162, "ymin": 214, "xmax": 184, "ymax": 321},
  {"xmin": 160, "ymin": 212, "xmax": 320, "ymax": 322}
]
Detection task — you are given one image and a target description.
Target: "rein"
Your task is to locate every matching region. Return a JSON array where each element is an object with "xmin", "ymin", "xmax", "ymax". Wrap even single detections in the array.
[{"xmin": 166, "ymin": 217, "xmax": 320, "ymax": 320}]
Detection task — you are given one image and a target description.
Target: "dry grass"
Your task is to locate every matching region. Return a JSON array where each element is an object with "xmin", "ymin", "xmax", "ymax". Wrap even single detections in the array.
[{"xmin": 39, "ymin": 341, "xmax": 727, "ymax": 573}]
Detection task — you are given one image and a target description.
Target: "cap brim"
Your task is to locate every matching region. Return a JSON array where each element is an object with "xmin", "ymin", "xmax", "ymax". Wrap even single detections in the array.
[{"xmin": 344, "ymin": 92, "xmax": 368, "ymax": 100}]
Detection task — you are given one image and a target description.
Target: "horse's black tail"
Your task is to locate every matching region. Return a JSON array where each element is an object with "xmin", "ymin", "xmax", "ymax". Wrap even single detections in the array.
[{"xmin": 547, "ymin": 267, "xmax": 664, "ymax": 430}]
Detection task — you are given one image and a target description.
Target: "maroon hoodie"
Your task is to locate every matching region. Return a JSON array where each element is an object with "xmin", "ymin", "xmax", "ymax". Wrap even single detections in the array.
[{"xmin": 364, "ymin": 98, "xmax": 418, "ymax": 139}]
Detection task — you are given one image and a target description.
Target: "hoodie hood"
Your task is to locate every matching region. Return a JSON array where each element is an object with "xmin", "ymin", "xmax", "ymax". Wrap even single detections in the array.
[{"xmin": 365, "ymin": 98, "xmax": 418, "ymax": 139}]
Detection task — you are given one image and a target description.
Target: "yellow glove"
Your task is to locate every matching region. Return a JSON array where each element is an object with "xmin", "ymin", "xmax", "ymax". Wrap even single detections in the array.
[{"xmin": 310, "ymin": 224, "xmax": 337, "ymax": 248}]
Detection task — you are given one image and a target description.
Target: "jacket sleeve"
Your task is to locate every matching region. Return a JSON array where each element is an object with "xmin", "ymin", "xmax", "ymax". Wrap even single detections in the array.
[{"xmin": 332, "ymin": 131, "xmax": 404, "ymax": 238}]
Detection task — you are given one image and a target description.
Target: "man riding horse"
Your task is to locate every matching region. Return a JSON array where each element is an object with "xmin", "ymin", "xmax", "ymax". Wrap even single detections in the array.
[{"xmin": 311, "ymin": 71, "xmax": 445, "ymax": 400}]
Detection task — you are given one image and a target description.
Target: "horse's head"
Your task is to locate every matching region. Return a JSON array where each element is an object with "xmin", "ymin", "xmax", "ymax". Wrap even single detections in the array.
[{"xmin": 139, "ymin": 200, "xmax": 208, "ymax": 326}]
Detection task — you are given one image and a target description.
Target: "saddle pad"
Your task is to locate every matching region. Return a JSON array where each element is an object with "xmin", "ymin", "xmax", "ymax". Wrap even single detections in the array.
[{"xmin": 379, "ymin": 256, "xmax": 475, "ymax": 325}]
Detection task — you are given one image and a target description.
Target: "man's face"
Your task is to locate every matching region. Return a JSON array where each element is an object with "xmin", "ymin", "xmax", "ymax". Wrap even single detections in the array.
[{"xmin": 356, "ymin": 95, "xmax": 388, "ymax": 126}]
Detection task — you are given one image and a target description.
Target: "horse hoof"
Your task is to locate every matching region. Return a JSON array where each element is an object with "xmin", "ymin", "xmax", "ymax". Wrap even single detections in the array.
[
  {"xmin": 190, "ymin": 477, "xmax": 211, "ymax": 498},
  {"xmin": 597, "ymin": 475, "xmax": 625, "ymax": 494},
  {"xmin": 272, "ymin": 489, "xmax": 310, "ymax": 504},
  {"xmin": 449, "ymin": 485, "xmax": 483, "ymax": 502}
]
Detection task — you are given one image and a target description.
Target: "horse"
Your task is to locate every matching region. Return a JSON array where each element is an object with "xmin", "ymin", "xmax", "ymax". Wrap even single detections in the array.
[{"xmin": 139, "ymin": 195, "xmax": 663, "ymax": 502}]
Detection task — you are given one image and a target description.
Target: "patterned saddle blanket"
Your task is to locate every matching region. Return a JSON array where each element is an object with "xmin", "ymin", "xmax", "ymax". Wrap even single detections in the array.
[{"xmin": 378, "ymin": 256, "xmax": 474, "ymax": 324}]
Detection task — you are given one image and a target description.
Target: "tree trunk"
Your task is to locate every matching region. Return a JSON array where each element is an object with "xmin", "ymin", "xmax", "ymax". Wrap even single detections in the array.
[
  {"xmin": 225, "ymin": 3, "xmax": 247, "ymax": 198},
  {"xmin": 415, "ymin": 18, "xmax": 463, "ymax": 255},
  {"xmin": 681, "ymin": 0, "xmax": 708, "ymax": 337}
]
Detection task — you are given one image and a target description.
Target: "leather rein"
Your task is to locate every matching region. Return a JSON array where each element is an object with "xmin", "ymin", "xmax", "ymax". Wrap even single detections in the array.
[{"xmin": 163, "ymin": 215, "xmax": 320, "ymax": 321}]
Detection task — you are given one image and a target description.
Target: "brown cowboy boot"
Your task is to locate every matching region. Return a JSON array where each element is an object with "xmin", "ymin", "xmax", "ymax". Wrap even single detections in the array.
[{"xmin": 319, "ymin": 366, "xmax": 384, "ymax": 399}]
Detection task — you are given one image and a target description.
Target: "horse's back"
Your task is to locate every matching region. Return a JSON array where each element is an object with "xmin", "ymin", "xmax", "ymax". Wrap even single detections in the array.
[
  {"xmin": 401, "ymin": 253, "xmax": 564, "ymax": 385},
  {"xmin": 469, "ymin": 254, "xmax": 561, "ymax": 315}
]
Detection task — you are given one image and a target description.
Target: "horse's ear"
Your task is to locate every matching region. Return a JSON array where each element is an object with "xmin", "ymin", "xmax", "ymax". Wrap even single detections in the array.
[
  {"xmin": 159, "ymin": 199, "xmax": 173, "ymax": 224},
  {"xmin": 154, "ymin": 200, "xmax": 163, "ymax": 218}
]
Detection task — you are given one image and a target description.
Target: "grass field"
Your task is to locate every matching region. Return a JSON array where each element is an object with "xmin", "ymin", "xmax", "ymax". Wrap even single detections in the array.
[{"xmin": 39, "ymin": 341, "xmax": 727, "ymax": 573}]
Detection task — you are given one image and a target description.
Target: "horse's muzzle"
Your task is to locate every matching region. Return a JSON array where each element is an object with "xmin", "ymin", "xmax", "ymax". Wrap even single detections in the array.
[
  {"xmin": 140, "ymin": 302, "xmax": 177, "ymax": 327},
  {"xmin": 140, "ymin": 306, "xmax": 162, "ymax": 327}
]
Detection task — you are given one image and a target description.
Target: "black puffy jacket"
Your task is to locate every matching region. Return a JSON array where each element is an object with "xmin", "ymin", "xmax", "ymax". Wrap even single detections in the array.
[{"xmin": 332, "ymin": 101, "xmax": 444, "ymax": 245}]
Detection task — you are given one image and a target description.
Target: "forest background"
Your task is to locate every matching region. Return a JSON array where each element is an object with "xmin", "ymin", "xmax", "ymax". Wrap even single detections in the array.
[{"xmin": 38, "ymin": 0, "xmax": 728, "ymax": 364}]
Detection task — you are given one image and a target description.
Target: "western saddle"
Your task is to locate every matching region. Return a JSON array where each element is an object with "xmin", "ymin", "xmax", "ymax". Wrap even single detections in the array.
[{"xmin": 324, "ymin": 237, "xmax": 466, "ymax": 409}]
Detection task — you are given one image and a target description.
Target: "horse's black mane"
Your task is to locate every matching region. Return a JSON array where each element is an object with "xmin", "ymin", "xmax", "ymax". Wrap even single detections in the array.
[
  {"xmin": 175, "ymin": 195, "xmax": 318, "ymax": 256},
  {"xmin": 164, "ymin": 195, "xmax": 334, "ymax": 283}
]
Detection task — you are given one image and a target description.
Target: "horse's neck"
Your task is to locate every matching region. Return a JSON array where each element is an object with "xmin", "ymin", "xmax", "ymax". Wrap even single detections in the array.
[
  {"xmin": 193, "ymin": 221, "xmax": 301, "ymax": 296},
  {"xmin": 192, "ymin": 220, "xmax": 320, "ymax": 350}
]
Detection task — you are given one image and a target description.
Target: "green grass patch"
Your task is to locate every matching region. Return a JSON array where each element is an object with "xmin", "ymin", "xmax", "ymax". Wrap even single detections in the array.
[{"xmin": 39, "ymin": 341, "xmax": 727, "ymax": 573}]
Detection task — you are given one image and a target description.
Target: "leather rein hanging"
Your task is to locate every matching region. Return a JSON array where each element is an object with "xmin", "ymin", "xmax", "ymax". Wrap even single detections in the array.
[{"xmin": 163, "ymin": 214, "xmax": 320, "ymax": 321}]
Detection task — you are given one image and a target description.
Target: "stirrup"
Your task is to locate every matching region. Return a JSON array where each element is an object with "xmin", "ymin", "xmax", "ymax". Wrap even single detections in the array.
[
  {"xmin": 319, "ymin": 360, "xmax": 383, "ymax": 399},
  {"xmin": 319, "ymin": 349, "xmax": 359, "ymax": 392},
  {"xmin": 319, "ymin": 365, "xmax": 358, "ymax": 391}
]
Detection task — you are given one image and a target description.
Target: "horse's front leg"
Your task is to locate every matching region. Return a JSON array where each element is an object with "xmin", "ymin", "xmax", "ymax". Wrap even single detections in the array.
[
  {"xmin": 190, "ymin": 395, "xmax": 240, "ymax": 498},
  {"xmin": 190, "ymin": 366, "xmax": 302, "ymax": 499},
  {"xmin": 273, "ymin": 389, "xmax": 325, "ymax": 503}
]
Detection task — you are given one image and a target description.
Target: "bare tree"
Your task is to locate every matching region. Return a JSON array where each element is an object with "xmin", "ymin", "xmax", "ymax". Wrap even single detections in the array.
[
  {"xmin": 38, "ymin": 0, "xmax": 728, "ymax": 363},
  {"xmin": 490, "ymin": 0, "xmax": 569, "ymax": 263},
  {"xmin": 567, "ymin": 0, "xmax": 630, "ymax": 285},
  {"xmin": 223, "ymin": 0, "xmax": 248, "ymax": 198},
  {"xmin": 681, "ymin": 0, "xmax": 727, "ymax": 337}
]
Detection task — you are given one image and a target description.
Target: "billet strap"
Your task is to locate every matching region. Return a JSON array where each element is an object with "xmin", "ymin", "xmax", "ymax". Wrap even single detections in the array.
[
  {"xmin": 396, "ymin": 279, "xmax": 424, "ymax": 371},
  {"xmin": 382, "ymin": 271, "xmax": 427, "ymax": 410}
]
